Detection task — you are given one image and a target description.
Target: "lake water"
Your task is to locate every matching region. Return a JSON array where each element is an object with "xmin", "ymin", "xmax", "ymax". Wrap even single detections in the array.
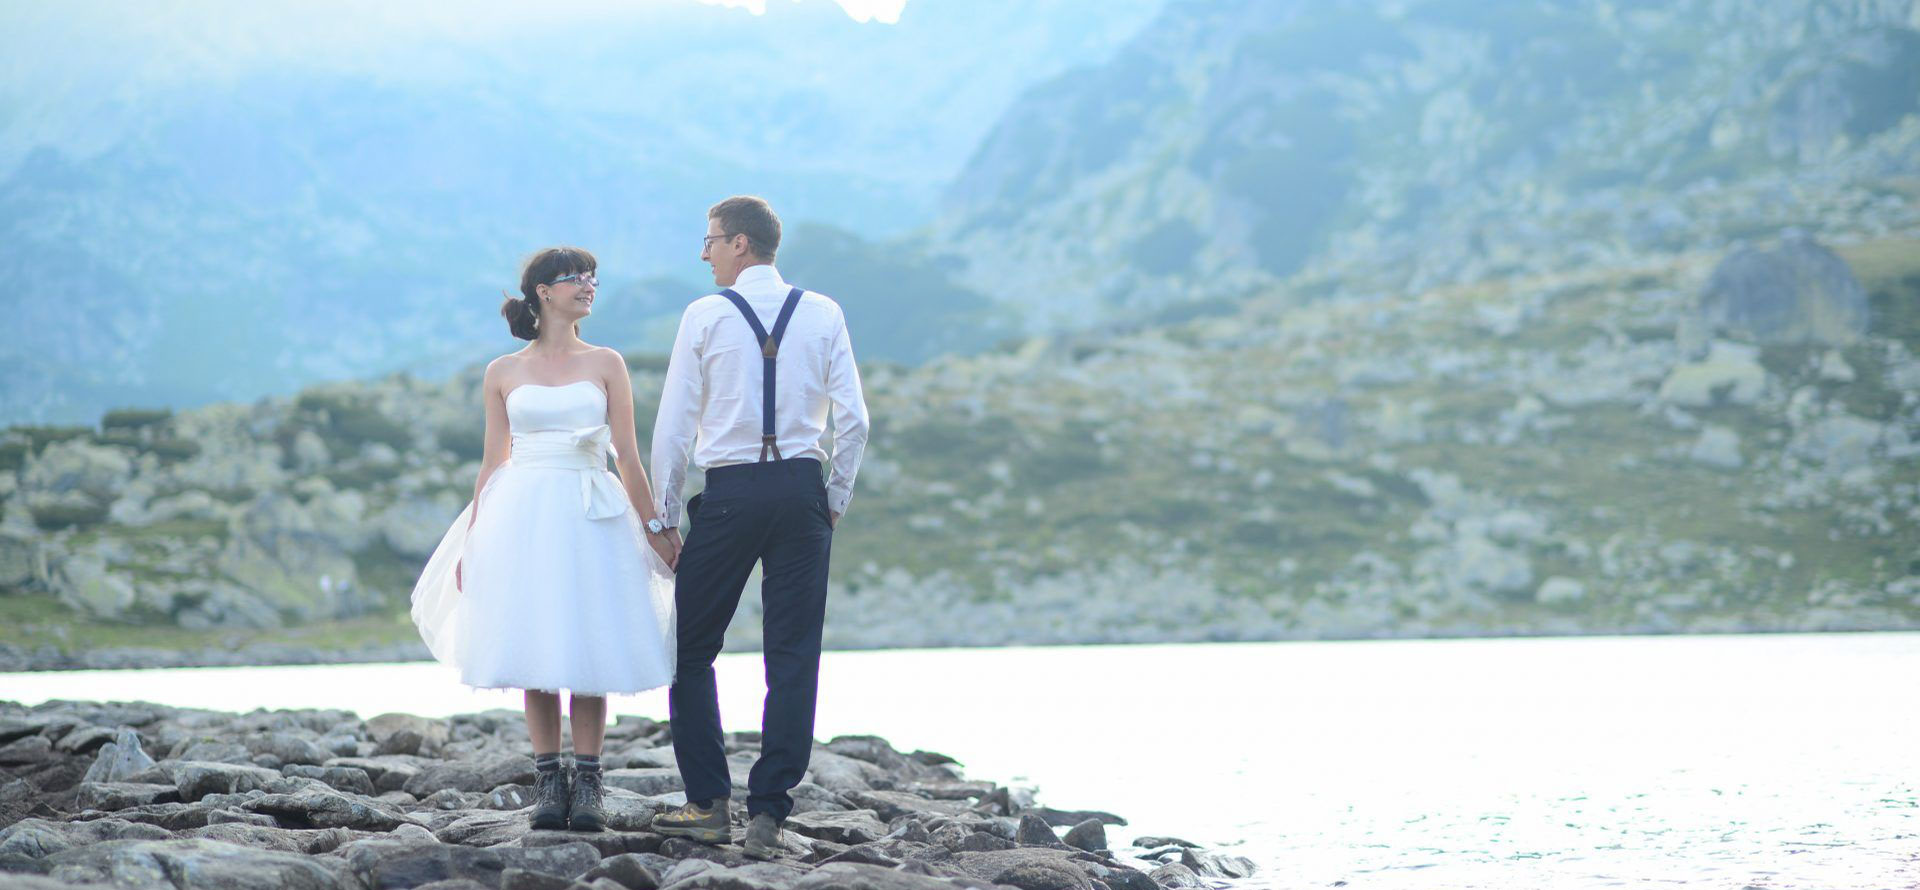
[{"xmin": 4, "ymin": 633, "xmax": 1917, "ymax": 889}]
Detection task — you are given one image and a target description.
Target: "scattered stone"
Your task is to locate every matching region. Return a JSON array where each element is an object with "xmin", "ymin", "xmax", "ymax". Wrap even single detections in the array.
[
  {"xmin": 0, "ymin": 735, "xmax": 54, "ymax": 766},
  {"xmin": 1147, "ymin": 861, "xmax": 1203, "ymax": 888},
  {"xmin": 579, "ymin": 852, "xmax": 665, "ymax": 889},
  {"xmin": 1015, "ymin": 813, "xmax": 1062, "ymax": 847},
  {"xmin": 1536, "ymin": 577, "xmax": 1588, "ymax": 605},
  {"xmin": 1176, "ymin": 847, "xmax": 1258, "ymax": 879},
  {"xmin": 1061, "ymin": 819, "xmax": 1106, "ymax": 852},
  {"xmin": 282, "ymin": 764, "xmax": 377, "ymax": 796},
  {"xmin": 82, "ymin": 728, "xmax": 157, "ymax": 784},
  {"xmin": 1659, "ymin": 340, "xmax": 1768, "ymax": 407},
  {"xmin": 1023, "ymin": 806, "xmax": 1127, "ymax": 828},
  {"xmin": 1689, "ymin": 425, "xmax": 1745, "ymax": 469},
  {"xmin": 52, "ymin": 724, "xmax": 117, "ymax": 755}
]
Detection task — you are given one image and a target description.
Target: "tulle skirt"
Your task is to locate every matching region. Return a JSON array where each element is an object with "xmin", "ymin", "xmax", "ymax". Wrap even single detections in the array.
[{"xmin": 409, "ymin": 461, "xmax": 676, "ymax": 696}]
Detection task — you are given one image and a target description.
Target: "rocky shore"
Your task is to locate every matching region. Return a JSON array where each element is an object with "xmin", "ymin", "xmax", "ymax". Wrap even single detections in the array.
[{"xmin": 0, "ymin": 699, "xmax": 1255, "ymax": 889}]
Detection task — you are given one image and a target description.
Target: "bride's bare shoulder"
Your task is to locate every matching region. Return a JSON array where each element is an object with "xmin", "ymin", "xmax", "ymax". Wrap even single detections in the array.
[{"xmin": 481, "ymin": 352, "xmax": 529, "ymax": 389}]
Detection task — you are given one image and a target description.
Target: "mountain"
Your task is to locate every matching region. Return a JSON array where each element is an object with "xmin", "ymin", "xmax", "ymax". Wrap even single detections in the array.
[
  {"xmin": 0, "ymin": 0, "xmax": 1165, "ymax": 424},
  {"xmin": 5, "ymin": 227, "xmax": 1916, "ymax": 662},
  {"xmin": 933, "ymin": 0, "xmax": 1920, "ymax": 327}
]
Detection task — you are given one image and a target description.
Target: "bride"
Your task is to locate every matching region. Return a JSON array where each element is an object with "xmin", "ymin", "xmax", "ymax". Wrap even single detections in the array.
[{"xmin": 410, "ymin": 246, "xmax": 681, "ymax": 833}]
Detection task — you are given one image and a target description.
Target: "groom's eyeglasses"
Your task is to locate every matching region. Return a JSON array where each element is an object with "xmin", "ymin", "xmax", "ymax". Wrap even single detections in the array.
[
  {"xmin": 550, "ymin": 272, "xmax": 598, "ymax": 288},
  {"xmin": 703, "ymin": 233, "xmax": 739, "ymax": 250}
]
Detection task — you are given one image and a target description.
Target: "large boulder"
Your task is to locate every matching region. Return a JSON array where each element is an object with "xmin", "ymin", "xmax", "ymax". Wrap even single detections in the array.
[
  {"xmin": 51, "ymin": 553, "xmax": 137, "ymax": 621},
  {"xmin": 1689, "ymin": 232, "xmax": 1868, "ymax": 346},
  {"xmin": 20, "ymin": 439, "xmax": 133, "ymax": 500}
]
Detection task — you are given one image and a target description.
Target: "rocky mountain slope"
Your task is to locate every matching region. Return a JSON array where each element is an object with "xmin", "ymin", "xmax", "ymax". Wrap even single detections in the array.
[
  {"xmin": 934, "ymin": 0, "xmax": 1920, "ymax": 328},
  {"xmin": 4, "ymin": 220, "xmax": 1915, "ymax": 665}
]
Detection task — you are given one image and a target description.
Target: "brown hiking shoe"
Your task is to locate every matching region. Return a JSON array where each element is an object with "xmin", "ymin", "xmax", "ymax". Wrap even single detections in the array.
[
  {"xmin": 743, "ymin": 813, "xmax": 782, "ymax": 860},
  {"xmin": 651, "ymin": 798, "xmax": 729, "ymax": 843}
]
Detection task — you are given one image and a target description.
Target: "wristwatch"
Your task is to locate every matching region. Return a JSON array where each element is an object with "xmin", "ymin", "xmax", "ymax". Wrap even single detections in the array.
[{"xmin": 645, "ymin": 517, "xmax": 667, "ymax": 535}]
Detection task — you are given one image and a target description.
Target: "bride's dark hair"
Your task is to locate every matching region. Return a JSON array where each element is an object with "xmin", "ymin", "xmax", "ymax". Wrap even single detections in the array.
[{"xmin": 501, "ymin": 247, "xmax": 597, "ymax": 340}]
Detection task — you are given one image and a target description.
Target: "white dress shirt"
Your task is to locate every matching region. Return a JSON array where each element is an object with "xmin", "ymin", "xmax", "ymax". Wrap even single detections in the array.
[{"xmin": 650, "ymin": 264, "xmax": 870, "ymax": 526}]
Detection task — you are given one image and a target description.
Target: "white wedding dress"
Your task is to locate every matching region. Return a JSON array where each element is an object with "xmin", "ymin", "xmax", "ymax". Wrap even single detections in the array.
[{"xmin": 409, "ymin": 380, "xmax": 676, "ymax": 695}]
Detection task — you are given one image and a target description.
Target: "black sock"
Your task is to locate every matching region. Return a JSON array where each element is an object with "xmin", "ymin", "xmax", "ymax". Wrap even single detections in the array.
[
  {"xmin": 574, "ymin": 754, "xmax": 601, "ymax": 773},
  {"xmin": 534, "ymin": 753, "xmax": 562, "ymax": 773}
]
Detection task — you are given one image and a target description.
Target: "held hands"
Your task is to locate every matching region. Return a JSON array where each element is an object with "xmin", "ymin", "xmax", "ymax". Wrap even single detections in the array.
[{"xmin": 647, "ymin": 524, "xmax": 683, "ymax": 572}]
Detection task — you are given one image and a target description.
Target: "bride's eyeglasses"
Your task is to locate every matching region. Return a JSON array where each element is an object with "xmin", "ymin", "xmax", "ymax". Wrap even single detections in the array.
[{"xmin": 550, "ymin": 272, "xmax": 598, "ymax": 288}]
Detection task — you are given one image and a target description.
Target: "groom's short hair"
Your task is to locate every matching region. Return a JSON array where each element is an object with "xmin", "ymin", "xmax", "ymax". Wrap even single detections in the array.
[{"xmin": 708, "ymin": 195, "xmax": 781, "ymax": 262}]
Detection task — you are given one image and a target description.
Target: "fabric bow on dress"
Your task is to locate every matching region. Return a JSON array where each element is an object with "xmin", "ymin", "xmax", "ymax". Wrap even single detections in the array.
[{"xmin": 508, "ymin": 424, "xmax": 629, "ymax": 520}]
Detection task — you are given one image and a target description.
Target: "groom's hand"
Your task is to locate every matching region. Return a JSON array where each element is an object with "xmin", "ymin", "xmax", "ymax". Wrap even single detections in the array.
[{"xmin": 829, "ymin": 511, "xmax": 841, "ymax": 529}]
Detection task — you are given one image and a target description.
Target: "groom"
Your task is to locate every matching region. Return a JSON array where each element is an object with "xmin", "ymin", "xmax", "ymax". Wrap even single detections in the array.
[{"xmin": 648, "ymin": 196, "xmax": 869, "ymax": 858}]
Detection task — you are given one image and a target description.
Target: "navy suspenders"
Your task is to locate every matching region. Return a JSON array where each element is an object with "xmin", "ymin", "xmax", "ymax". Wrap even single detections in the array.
[{"xmin": 718, "ymin": 286, "xmax": 804, "ymax": 463}]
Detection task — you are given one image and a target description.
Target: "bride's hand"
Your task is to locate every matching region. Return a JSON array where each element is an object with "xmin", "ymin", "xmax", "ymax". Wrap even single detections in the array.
[{"xmin": 648, "ymin": 527, "xmax": 682, "ymax": 573}]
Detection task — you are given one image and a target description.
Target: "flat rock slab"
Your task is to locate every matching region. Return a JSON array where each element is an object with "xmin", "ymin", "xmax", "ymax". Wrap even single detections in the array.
[
  {"xmin": 845, "ymin": 790, "xmax": 973, "ymax": 822},
  {"xmin": 0, "ymin": 817, "xmax": 173, "ymax": 871},
  {"xmin": 170, "ymin": 760, "xmax": 283, "ymax": 801},
  {"xmin": 785, "ymin": 809, "xmax": 889, "ymax": 845},
  {"xmin": 603, "ymin": 767, "xmax": 685, "ymax": 796},
  {"xmin": 336, "ymin": 837, "xmax": 600, "ymax": 889},
  {"xmin": 325, "ymin": 755, "xmax": 435, "ymax": 792},
  {"xmin": 792, "ymin": 862, "xmax": 1000, "ymax": 890},
  {"xmin": 186, "ymin": 822, "xmax": 362, "ymax": 855},
  {"xmin": 44, "ymin": 837, "xmax": 359, "ymax": 890},
  {"xmin": 401, "ymin": 754, "xmax": 535, "ymax": 796},
  {"xmin": 76, "ymin": 781, "xmax": 181, "ymax": 811},
  {"xmin": 244, "ymin": 785, "xmax": 419, "ymax": 831}
]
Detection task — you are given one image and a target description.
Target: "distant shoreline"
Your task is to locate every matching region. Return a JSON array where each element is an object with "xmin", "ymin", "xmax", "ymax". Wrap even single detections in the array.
[{"xmin": 7, "ymin": 624, "xmax": 1914, "ymax": 674}]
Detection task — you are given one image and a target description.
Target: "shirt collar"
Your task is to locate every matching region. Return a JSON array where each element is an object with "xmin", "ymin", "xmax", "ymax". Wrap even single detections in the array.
[{"xmin": 733, "ymin": 264, "xmax": 783, "ymax": 291}]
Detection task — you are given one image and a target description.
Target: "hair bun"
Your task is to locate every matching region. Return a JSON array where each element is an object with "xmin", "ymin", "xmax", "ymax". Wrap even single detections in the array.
[{"xmin": 500, "ymin": 292, "xmax": 539, "ymax": 340}]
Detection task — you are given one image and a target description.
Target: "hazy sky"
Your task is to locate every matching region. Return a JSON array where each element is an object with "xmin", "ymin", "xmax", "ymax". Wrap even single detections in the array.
[{"xmin": 704, "ymin": 0, "xmax": 909, "ymax": 22}]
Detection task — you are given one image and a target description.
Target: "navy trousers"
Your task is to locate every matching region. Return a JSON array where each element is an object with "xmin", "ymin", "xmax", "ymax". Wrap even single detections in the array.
[{"xmin": 668, "ymin": 457, "xmax": 833, "ymax": 822}]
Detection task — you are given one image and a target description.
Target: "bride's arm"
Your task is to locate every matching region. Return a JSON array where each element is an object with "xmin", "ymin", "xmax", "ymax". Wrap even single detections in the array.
[
  {"xmin": 602, "ymin": 349, "xmax": 660, "ymax": 518},
  {"xmin": 601, "ymin": 349, "xmax": 679, "ymax": 569},
  {"xmin": 469, "ymin": 358, "xmax": 512, "ymax": 527}
]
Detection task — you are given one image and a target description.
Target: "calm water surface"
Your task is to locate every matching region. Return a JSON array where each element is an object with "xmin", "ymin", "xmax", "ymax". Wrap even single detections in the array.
[{"xmin": 4, "ymin": 633, "xmax": 1917, "ymax": 889}]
